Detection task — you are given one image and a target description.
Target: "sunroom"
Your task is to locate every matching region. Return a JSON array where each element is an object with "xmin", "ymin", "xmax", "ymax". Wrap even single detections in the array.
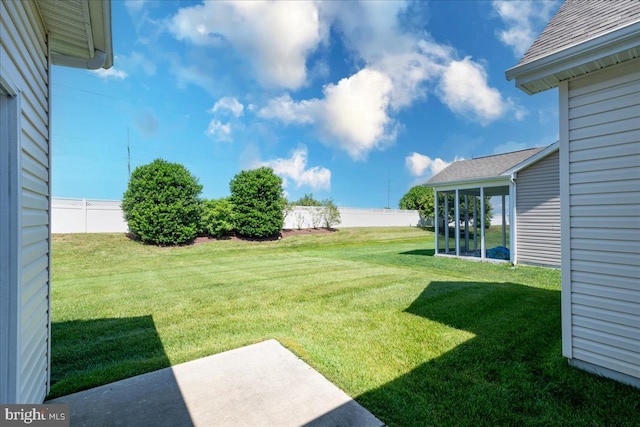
[{"xmin": 425, "ymin": 143, "xmax": 560, "ymax": 267}]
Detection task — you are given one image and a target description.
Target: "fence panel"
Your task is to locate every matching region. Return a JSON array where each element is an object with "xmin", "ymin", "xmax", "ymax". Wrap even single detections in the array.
[
  {"xmin": 52, "ymin": 198, "xmax": 127, "ymax": 233},
  {"xmin": 52, "ymin": 198, "xmax": 423, "ymax": 233}
]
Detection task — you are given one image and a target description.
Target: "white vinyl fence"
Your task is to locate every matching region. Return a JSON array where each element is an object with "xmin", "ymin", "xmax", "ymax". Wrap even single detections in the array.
[
  {"xmin": 51, "ymin": 197, "xmax": 422, "ymax": 233},
  {"xmin": 52, "ymin": 198, "xmax": 128, "ymax": 233},
  {"xmin": 283, "ymin": 206, "xmax": 423, "ymax": 229}
]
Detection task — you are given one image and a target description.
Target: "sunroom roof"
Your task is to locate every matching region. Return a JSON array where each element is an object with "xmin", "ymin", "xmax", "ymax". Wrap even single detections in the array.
[{"xmin": 426, "ymin": 147, "xmax": 545, "ymax": 185}]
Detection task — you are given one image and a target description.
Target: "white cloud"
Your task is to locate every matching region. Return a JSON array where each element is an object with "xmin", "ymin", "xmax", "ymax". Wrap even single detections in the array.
[
  {"xmin": 210, "ymin": 97, "xmax": 244, "ymax": 117},
  {"xmin": 510, "ymin": 99, "xmax": 529, "ymax": 121},
  {"xmin": 93, "ymin": 67, "xmax": 128, "ymax": 80},
  {"xmin": 124, "ymin": 0, "xmax": 148, "ymax": 13},
  {"xmin": 205, "ymin": 120, "xmax": 232, "ymax": 142},
  {"xmin": 321, "ymin": 2, "xmax": 443, "ymax": 111},
  {"xmin": 169, "ymin": 1, "xmax": 325, "ymax": 89},
  {"xmin": 538, "ymin": 107, "xmax": 558, "ymax": 126},
  {"xmin": 258, "ymin": 94, "xmax": 317, "ymax": 125},
  {"xmin": 262, "ymin": 146, "xmax": 331, "ymax": 191},
  {"xmin": 205, "ymin": 97, "xmax": 245, "ymax": 141},
  {"xmin": 319, "ymin": 69, "xmax": 395, "ymax": 159},
  {"xmin": 324, "ymin": 2, "xmax": 520, "ymax": 124},
  {"xmin": 375, "ymin": 48, "xmax": 442, "ymax": 110},
  {"xmin": 126, "ymin": 52, "xmax": 156, "ymax": 76},
  {"xmin": 405, "ymin": 152, "xmax": 451, "ymax": 177},
  {"xmin": 259, "ymin": 68, "xmax": 396, "ymax": 160},
  {"xmin": 255, "ymin": 2, "xmax": 517, "ymax": 159},
  {"xmin": 437, "ymin": 57, "xmax": 505, "ymax": 125},
  {"xmin": 492, "ymin": 0, "xmax": 560, "ymax": 57},
  {"xmin": 320, "ymin": 1, "xmax": 414, "ymax": 64},
  {"xmin": 168, "ymin": 57, "xmax": 217, "ymax": 92},
  {"xmin": 169, "ymin": 1, "xmax": 520, "ymax": 159}
]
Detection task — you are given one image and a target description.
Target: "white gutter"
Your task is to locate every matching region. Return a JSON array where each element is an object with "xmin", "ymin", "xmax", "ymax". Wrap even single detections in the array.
[
  {"xmin": 427, "ymin": 176, "xmax": 510, "ymax": 192},
  {"xmin": 509, "ymin": 173, "xmax": 517, "ymax": 265},
  {"xmin": 51, "ymin": 49, "xmax": 107, "ymax": 70}
]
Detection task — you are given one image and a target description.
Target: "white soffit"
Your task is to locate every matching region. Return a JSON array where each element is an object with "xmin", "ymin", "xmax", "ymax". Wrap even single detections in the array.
[{"xmin": 35, "ymin": 0, "xmax": 112, "ymax": 69}]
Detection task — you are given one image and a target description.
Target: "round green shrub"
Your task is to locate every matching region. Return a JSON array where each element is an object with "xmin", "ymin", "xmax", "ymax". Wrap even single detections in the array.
[
  {"xmin": 229, "ymin": 167, "xmax": 284, "ymax": 238},
  {"xmin": 122, "ymin": 159, "xmax": 203, "ymax": 245},
  {"xmin": 201, "ymin": 198, "xmax": 235, "ymax": 238}
]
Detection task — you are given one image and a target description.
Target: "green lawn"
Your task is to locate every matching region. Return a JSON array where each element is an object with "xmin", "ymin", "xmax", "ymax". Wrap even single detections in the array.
[
  {"xmin": 437, "ymin": 225, "xmax": 510, "ymax": 254},
  {"xmin": 50, "ymin": 228, "xmax": 639, "ymax": 426}
]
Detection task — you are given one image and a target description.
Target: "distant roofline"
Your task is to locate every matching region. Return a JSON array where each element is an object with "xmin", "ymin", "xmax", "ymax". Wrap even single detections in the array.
[
  {"xmin": 503, "ymin": 141, "xmax": 559, "ymax": 175},
  {"xmin": 465, "ymin": 146, "xmax": 546, "ymax": 162},
  {"xmin": 425, "ymin": 144, "xmax": 554, "ymax": 188}
]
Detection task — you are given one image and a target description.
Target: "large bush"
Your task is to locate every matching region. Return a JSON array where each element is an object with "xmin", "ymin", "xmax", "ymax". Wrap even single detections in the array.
[
  {"xmin": 200, "ymin": 198, "xmax": 235, "ymax": 238},
  {"xmin": 122, "ymin": 159, "xmax": 202, "ymax": 245},
  {"xmin": 399, "ymin": 185, "xmax": 434, "ymax": 220},
  {"xmin": 229, "ymin": 167, "xmax": 284, "ymax": 238}
]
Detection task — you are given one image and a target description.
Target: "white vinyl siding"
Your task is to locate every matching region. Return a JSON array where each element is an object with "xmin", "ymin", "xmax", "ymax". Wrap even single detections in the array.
[
  {"xmin": 0, "ymin": 0, "xmax": 50, "ymax": 403},
  {"xmin": 566, "ymin": 58, "xmax": 640, "ymax": 382},
  {"xmin": 516, "ymin": 151, "xmax": 561, "ymax": 267}
]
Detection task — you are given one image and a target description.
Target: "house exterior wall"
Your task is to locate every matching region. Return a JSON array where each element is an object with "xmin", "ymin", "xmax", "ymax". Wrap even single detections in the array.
[
  {"xmin": 0, "ymin": 0, "xmax": 51, "ymax": 403},
  {"xmin": 516, "ymin": 150, "xmax": 560, "ymax": 267},
  {"xmin": 562, "ymin": 58, "xmax": 640, "ymax": 385}
]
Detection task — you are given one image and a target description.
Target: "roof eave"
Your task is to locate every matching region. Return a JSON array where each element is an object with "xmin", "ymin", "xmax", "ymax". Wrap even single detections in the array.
[
  {"xmin": 506, "ymin": 21, "xmax": 640, "ymax": 95},
  {"xmin": 39, "ymin": 0, "xmax": 113, "ymax": 70}
]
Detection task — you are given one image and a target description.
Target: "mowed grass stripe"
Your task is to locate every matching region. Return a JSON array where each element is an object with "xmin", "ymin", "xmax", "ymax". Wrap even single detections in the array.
[{"xmin": 50, "ymin": 229, "xmax": 640, "ymax": 426}]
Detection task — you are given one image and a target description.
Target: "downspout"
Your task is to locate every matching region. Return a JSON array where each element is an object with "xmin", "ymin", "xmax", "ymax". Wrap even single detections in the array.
[
  {"xmin": 434, "ymin": 190, "xmax": 439, "ymax": 255},
  {"xmin": 455, "ymin": 189, "xmax": 460, "ymax": 256},
  {"xmin": 510, "ymin": 173, "xmax": 517, "ymax": 265},
  {"xmin": 480, "ymin": 188, "xmax": 485, "ymax": 259},
  {"xmin": 501, "ymin": 194, "xmax": 506, "ymax": 247}
]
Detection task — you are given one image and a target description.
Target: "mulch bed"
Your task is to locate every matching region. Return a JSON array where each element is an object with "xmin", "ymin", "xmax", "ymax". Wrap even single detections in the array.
[{"xmin": 191, "ymin": 228, "xmax": 337, "ymax": 245}]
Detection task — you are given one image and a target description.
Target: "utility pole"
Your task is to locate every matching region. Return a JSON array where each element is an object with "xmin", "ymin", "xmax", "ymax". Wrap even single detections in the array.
[
  {"xmin": 127, "ymin": 127, "xmax": 131, "ymax": 178},
  {"xmin": 387, "ymin": 174, "xmax": 390, "ymax": 209}
]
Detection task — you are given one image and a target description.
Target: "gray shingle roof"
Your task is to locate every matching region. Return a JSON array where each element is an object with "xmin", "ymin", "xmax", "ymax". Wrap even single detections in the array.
[
  {"xmin": 517, "ymin": 0, "xmax": 640, "ymax": 68},
  {"xmin": 426, "ymin": 147, "xmax": 546, "ymax": 185}
]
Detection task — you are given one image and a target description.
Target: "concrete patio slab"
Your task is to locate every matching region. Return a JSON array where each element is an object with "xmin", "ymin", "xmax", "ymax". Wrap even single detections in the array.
[{"xmin": 47, "ymin": 339, "xmax": 385, "ymax": 427}]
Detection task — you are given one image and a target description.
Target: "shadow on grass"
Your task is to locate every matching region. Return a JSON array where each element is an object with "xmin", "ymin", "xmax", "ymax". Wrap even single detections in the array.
[
  {"xmin": 49, "ymin": 316, "xmax": 170, "ymax": 396},
  {"xmin": 48, "ymin": 316, "xmax": 194, "ymax": 426},
  {"xmin": 356, "ymin": 281, "xmax": 640, "ymax": 427},
  {"xmin": 398, "ymin": 249, "xmax": 435, "ymax": 257}
]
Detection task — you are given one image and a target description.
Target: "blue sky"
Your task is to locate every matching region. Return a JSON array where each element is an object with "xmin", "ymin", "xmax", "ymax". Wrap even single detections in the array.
[{"xmin": 51, "ymin": 0, "xmax": 561, "ymax": 208}]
